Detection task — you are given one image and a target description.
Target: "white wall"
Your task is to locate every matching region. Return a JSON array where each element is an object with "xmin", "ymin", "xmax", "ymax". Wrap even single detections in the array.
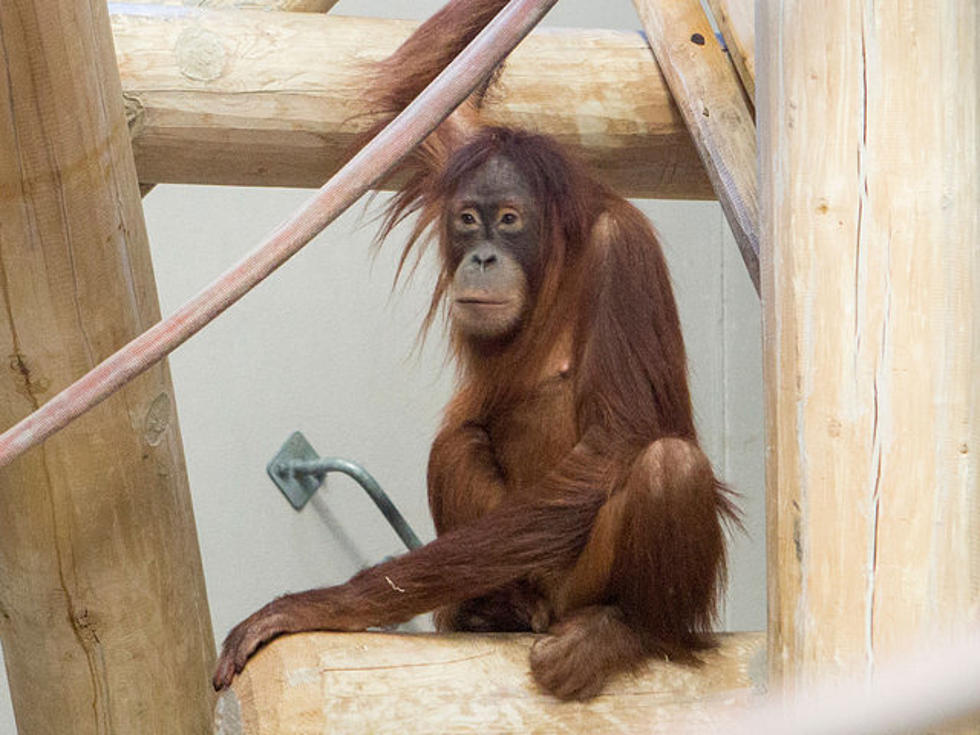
[{"xmin": 0, "ymin": 1, "xmax": 763, "ymax": 730}]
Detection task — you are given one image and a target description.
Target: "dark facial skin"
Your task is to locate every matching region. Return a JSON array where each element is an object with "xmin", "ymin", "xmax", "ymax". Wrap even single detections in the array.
[{"xmin": 448, "ymin": 156, "xmax": 539, "ymax": 340}]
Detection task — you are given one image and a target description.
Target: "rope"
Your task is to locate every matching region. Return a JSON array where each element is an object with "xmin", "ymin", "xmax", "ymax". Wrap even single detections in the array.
[
  {"xmin": 0, "ymin": 0, "xmax": 558, "ymax": 468},
  {"xmin": 719, "ymin": 631, "xmax": 980, "ymax": 735}
]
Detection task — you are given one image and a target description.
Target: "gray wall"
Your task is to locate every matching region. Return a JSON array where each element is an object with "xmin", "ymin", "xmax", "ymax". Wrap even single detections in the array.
[{"xmin": 0, "ymin": 1, "xmax": 763, "ymax": 730}]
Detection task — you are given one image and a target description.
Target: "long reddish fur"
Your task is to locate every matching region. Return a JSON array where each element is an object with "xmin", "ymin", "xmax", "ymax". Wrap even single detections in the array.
[
  {"xmin": 364, "ymin": 0, "xmax": 738, "ymax": 652},
  {"xmin": 215, "ymin": 0, "xmax": 737, "ymax": 698}
]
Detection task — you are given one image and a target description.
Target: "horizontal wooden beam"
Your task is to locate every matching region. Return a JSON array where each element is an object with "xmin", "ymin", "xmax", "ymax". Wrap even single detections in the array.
[
  {"xmin": 120, "ymin": 0, "xmax": 340, "ymax": 11},
  {"xmin": 112, "ymin": 5, "xmax": 713, "ymax": 199},
  {"xmin": 214, "ymin": 631, "xmax": 765, "ymax": 733}
]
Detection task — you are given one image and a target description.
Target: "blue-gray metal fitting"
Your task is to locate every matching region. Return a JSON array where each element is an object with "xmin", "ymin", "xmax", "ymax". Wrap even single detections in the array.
[{"xmin": 267, "ymin": 431, "xmax": 422, "ymax": 551}]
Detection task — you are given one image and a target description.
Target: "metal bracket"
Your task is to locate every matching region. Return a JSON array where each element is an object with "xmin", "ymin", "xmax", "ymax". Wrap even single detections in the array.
[
  {"xmin": 267, "ymin": 431, "xmax": 422, "ymax": 551},
  {"xmin": 267, "ymin": 431, "xmax": 322, "ymax": 510}
]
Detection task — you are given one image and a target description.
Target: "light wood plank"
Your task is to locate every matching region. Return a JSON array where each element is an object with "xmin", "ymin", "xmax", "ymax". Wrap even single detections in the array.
[
  {"xmin": 704, "ymin": 0, "xmax": 755, "ymax": 100},
  {"xmin": 632, "ymin": 0, "xmax": 760, "ymax": 293},
  {"xmin": 121, "ymin": 0, "xmax": 339, "ymax": 11},
  {"xmin": 758, "ymin": 0, "xmax": 978, "ymax": 696},
  {"xmin": 0, "ymin": 0, "xmax": 215, "ymax": 732},
  {"xmin": 111, "ymin": 5, "xmax": 713, "ymax": 199},
  {"xmin": 215, "ymin": 631, "xmax": 765, "ymax": 734}
]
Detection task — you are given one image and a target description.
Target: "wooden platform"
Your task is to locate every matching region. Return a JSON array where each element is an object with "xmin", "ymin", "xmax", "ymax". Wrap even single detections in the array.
[{"xmin": 214, "ymin": 631, "xmax": 765, "ymax": 734}]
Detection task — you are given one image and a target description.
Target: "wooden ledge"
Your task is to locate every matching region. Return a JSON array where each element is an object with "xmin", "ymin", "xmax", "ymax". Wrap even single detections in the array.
[{"xmin": 214, "ymin": 631, "xmax": 765, "ymax": 734}]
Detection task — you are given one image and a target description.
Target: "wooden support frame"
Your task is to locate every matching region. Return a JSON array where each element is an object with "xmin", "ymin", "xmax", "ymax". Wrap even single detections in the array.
[
  {"xmin": 632, "ymin": 0, "xmax": 760, "ymax": 293},
  {"xmin": 122, "ymin": 0, "xmax": 340, "ymax": 10},
  {"xmin": 704, "ymin": 0, "xmax": 754, "ymax": 101},
  {"xmin": 111, "ymin": 6, "xmax": 713, "ymax": 199},
  {"xmin": 0, "ymin": 0, "xmax": 215, "ymax": 732},
  {"xmin": 124, "ymin": 0, "xmax": 334, "ymax": 200},
  {"xmin": 216, "ymin": 632, "xmax": 765, "ymax": 733},
  {"xmin": 759, "ymin": 0, "xmax": 977, "ymax": 696}
]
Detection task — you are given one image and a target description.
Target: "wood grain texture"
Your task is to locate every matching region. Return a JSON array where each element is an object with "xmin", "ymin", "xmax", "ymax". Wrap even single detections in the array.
[
  {"xmin": 704, "ymin": 0, "xmax": 755, "ymax": 100},
  {"xmin": 120, "ymin": 0, "xmax": 340, "ymax": 10},
  {"xmin": 0, "ymin": 0, "xmax": 215, "ymax": 732},
  {"xmin": 632, "ymin": 0, "xmax": 760, "ymax": 293},
  {"xmin": 758, "ymin": 0, "xmax": 978, "ymax": 696},
  {"xmin": 215, "ymin": 631, "xmax": 766, "ymax": 734},
  {"xmin": 111, "ymin": 6, "xmax": 714, "ymax": 199}
]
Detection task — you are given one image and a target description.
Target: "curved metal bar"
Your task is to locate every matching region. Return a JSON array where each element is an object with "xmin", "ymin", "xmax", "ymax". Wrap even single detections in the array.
[{"xmin": 284, "ymin": 458, "xmax": 423, "ymax": 551}]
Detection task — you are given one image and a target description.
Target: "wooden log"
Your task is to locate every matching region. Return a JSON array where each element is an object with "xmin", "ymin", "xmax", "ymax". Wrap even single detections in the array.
[
  {"xmin": 703, "ymin": 0, "xmax": 754, "ymax": 101},
  {"xmin": 632, "ymin": 0, "xmax": 760, "ymax": 293},
  {"xmin": 215, "ymin": 632, "xmax": 766, "ymax": 734},
  {"xmin": 111, "ymin": 5, "xmax": 714, "ymax": 199},
  {"xmin": 121, "ymin": 0, "xmax": 340, "ymax": 12},
  {"xmin": 758, "ymin": 0, "xmax": 978, "ymax": 697},
  {"xmin": 0, "ymin": 0, "xmax": 215, "ymax": 732}
]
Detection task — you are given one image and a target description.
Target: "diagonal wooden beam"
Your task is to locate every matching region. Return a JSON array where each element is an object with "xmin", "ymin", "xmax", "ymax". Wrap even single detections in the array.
[
  {"xmin": 632, "ymin": 0, "xmax": 760, "ymax": 294},
  {"xmin": 111, "ymin": 5, "xmax": 713, "ymax": 199},
  {"xmin": 759, "ymin": 0, "xmax": 978, "ymax": 698},
  {"xmin": 121, "ymin": 0, "xmax": 340, "ymax": 10},
  {"xmin": 704, "ymin": 0, "xmax": 755, "ymax": 101}
]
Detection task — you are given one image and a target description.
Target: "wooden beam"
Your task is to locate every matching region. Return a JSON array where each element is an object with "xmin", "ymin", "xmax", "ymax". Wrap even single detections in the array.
[
  {"xmin": 632, "ymin": 0, "xmax": 760, "ymax": 293},
  {"xmin": 704, "ymin": 0, "xmax": 755, "ymax": 101},
  {"xmin": 759, "ymin": 0, "xmax": 978, "ymax": 698},
  {"xmin": 0, "ymin": 0, "xmax": 216, "ymax": 732},
  {"xmin": 111, "ymin": 5, "xmax": 714, "ymax": 199},
  {"xmin": 214, "ymin": 632, "xmax": 765, "ymax": 733},
  {"xmin": 121, "ymin": 0, "xmax": 340, "ymax": 10}
]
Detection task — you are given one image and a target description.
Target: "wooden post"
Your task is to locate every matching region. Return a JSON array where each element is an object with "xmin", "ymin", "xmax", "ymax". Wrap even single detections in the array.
[
  {"xmin": 215, "ymin": 632, "xmax": 765, "ymax": 733},
  {"xmin": 759, "ymin": 0, "xmax": 978, "ymax": 697},
  {"xmin": 0, "ymin": 1, "xmax": 215, "ymax": 732}
]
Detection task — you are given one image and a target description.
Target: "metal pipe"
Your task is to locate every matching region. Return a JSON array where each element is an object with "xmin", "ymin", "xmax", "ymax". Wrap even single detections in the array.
[{"xmin": 273, "ymin": 457, "xmax": 422, "ymax": 551}]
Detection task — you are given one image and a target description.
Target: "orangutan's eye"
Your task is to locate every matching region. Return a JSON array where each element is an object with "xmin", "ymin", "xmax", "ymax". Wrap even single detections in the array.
[
  {"xmin": 458, "ymin": 209, "xmax": 480, "ymax": 228},
  {"xmin": 498, "ymin": 208, "xmax": 522, "ymax": 229}
]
